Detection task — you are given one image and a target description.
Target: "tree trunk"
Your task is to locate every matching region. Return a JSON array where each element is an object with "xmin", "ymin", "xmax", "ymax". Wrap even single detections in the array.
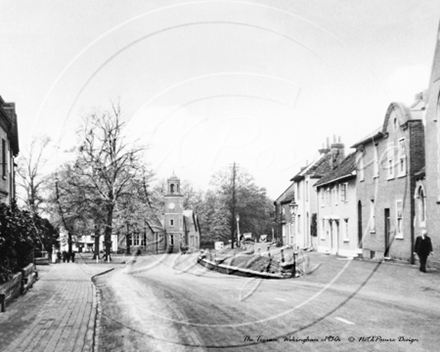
[
  {"xmin": 68, "ymin": 231, "xmax": 73, "ymax": 256},
  {"xmin": 93, "ymin": 222, "xmax": 100, "ymax": 260},
  {"xmin": 126, "ymin": 223, "xmax": 131, "ymax": 255},
  {"xmin": 105, "ymin": 203, "xmax": 114, "ymax": 261}
]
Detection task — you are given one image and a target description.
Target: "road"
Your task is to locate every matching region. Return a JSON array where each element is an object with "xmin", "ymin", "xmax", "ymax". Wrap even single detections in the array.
[{"xmin": 94, "ymin": 252, "xmax": 440, "ymax": 352}]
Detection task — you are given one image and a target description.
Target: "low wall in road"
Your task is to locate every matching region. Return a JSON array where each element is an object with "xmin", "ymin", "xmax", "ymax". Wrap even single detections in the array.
[{"xmin": 197, "ymin": 256, "xmax": 288, "ymax": 279}]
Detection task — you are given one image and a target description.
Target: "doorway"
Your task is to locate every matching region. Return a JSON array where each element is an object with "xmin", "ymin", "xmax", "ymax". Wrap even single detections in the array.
[
  {"xmin": 384, "ymin": 208, "xmax": 390, "ymax": 257},
  {"xmin": 357, "ymin": 201, "xmax": 363, "ymax": 249}
]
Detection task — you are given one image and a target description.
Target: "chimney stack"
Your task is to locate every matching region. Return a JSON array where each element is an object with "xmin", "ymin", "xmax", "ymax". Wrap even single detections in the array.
[{"xmin": 330, "ymin": 136, "xmax": 345, "ymax": 169}]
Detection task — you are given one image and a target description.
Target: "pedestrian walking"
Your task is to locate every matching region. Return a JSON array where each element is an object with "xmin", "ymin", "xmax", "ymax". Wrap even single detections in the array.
[
  {"xmin": 51, "ymin": 250, "xmax": 57, "ymax": 264},
  {"xmin": 71, "ymin": 251, "xmax": 75, "ymax": 263},
  {"xmin": 57, "ymin": 251, "xmax": 61, "ymax": 263},
  {"xmin": 414, "ymin": 229, "xmax": 434, "ymax": 272},
  {"xmin": 62, "ymin": 251, "xmax": 67, "ymax": 263}
]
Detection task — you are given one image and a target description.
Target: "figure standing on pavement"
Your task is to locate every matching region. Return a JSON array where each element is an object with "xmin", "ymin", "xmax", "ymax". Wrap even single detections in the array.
[{"xmin": 414, "ymin": 229, "xmax": 433, "ymax": 272}]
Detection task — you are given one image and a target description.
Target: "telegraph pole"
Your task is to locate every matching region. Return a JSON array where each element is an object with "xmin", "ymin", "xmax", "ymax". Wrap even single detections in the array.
[{"xmin": 231, "ymin": 162, "xmax": 237, "ymax": 249}]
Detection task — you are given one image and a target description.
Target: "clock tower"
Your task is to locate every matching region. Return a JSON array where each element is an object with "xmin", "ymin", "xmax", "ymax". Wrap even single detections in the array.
[{"xmin": 164, "ymin": 174, "xmax": 184, "ymax": 252}]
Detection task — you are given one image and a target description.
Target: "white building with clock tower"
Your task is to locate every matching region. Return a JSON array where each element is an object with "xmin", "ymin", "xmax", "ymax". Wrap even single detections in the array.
[{"xmin": 163, "ymin": 174, "xmax": 201, "ymax": 253}]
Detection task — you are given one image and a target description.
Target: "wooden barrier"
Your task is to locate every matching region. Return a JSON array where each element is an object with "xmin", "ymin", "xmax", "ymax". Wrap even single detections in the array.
[
  {"xmin": 0, "ymin": 272, "xmax": 23, "ymax": 312},
  {"xmin": 20, "ymin": 264, "xmax": 37, "ymax": 294}
]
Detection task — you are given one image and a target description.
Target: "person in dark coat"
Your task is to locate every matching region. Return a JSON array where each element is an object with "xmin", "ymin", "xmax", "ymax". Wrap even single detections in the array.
[
  {"xmin": 62, "ymin": 251, "xmax": 67, "ymax": 263},
  {"xmin": 414, "ymin": 229, "xmax": 433, "ymax": 272}
]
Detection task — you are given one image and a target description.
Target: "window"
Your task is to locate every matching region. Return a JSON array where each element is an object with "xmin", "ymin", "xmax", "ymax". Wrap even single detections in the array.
[
  {"xmin": 170, "ymin": 219, "xmax": 174, "ymax": 227},
  {"xmin": 398, "ymin": 139, "xmax": 406, "ymax": 176},
  {"xmin": 370, "ymin": 199, "xmax": 375, "ymax": 233},
  {"xmin": 396, "ymin": 200, "xmax": 403, "ymax": 238},
  {"xmin": 297, "ymin": 183, "xmax": 301, "ymax": 200},
  {"xmin": 2, "ymin": 139, "xmax": 5, "ymax": 178},
  {"xmin": 297, "ymin": 214, "xmax": 301, "ymax": 234},
  {"xmin": 358, "ymin": 152, "xmax": 364, "ymax": 181},
  {"xmin": 335, "ymin": 185, "xmax": 339, "ymax": 205},
  {"xmin": 326, "ymin": 188, "xmax": 331, "ymax": 204},
  {"xmin": 344, "ymin": 219, "xmax": 349, "ymax": 241},
  {"xmin": 373, "ymin": 145, "xmax": 379, "ymax": 177},
  {"xmin": 387, "ymin": 143, "xmax": 394, "ymax": 179},
  {"xmin": 321, "ymin": 189, "xmax": 325, "ymax": 206},
  {"xmin": 131, "ymin": 233, "xmax": 140, "ymax": 246},
  {"xmin": 340, "ymin": 183, "xmax": 347, "ymax": 202},
  {"xmin": 321, "ymin": 219, "xmax": 325, "ymax": 239}
]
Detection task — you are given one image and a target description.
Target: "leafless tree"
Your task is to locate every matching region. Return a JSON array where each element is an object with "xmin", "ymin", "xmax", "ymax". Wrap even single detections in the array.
[
  {"xmin": 72, "ymin": 104, "xmax": 146, "ymax": 259},
  {"xmin": 16, "ymin": 136, "xmax": 51, "ymax": 215}
]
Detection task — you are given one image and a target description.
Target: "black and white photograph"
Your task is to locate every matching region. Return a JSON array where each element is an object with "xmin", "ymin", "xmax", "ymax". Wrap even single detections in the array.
[{"xmin": 1, "ymin": 1, "xmax": 440, "ymax": 351}]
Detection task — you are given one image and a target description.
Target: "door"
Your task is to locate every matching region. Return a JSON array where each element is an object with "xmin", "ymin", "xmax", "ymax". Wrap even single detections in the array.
[
  {"xmin": 357, "ymin": 201, "xmax": 363, "ymax": 249},
  {"xmin": 384, "ymin": 208, "xmax": 390, "ymax": 257}
]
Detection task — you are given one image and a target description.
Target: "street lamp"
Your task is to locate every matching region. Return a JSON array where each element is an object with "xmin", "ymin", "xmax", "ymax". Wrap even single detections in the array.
[
  {"xmin": 236, "ymin": 214, "xmax": 240, "ymax": 247},
  {"xmin": 289, "ymin": 201, "xmax": 298, "ymax": 247}
]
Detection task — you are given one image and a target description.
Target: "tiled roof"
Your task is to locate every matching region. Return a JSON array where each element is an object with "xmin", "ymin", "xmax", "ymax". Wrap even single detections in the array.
[
  {"xmin": 290, "ymin": 152, "xmax": 334, "ymax": 181},
  {"xmin": 314, "ymin": 152, "xmax": 357, "ymax": 187},
  {"xmin": 275, "ymin": 183, "xmax": 295, "ymax": 203}
]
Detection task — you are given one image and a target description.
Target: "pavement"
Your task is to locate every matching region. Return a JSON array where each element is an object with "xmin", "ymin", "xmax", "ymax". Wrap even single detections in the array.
[
  {"xmin": 0, "ymin": 257, "xmax": 120, "ymax": 352},
  {"xmin": 1, "ymin": 250, "xmax": 439, "ymax": 352}
]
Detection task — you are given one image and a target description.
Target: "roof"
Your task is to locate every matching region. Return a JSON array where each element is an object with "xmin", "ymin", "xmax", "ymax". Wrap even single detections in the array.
[
  {"xmin": 315, "ymin": 152, "xmax": 357, "ymax": 188},
  {"xmin": 290, "ymin": 152, "xmax": 334, "ymax": 182},
  {"xmin": 351, "ymin": 126, "xmax": 383, "ymax": 148},
  {"xmin": 274, "ymin": 182, "xmax": 295, "ymax": 204},
  {"xmin": 352, "ymin": 101, "xmax": 423, "ymax": 149}
]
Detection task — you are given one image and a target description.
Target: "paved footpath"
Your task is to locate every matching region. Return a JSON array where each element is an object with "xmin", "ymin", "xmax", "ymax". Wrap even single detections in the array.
[{"xmin": 0, "ymin": 262, "xmax": 116, "ymax": 352}]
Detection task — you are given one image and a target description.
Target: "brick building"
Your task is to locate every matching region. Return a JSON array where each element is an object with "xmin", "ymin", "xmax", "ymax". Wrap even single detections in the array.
[
  {"xmin": 0, "ymin": 96, "xmax": 19, "ymax": 205},
  {"xmin": 422, "ymin": 21, "xmax": 440, "ymax": 268},
  {"xmin": 315, "ymin": 152, "xmax": 359, "ymax": 257},
  {"xmin": 352, "ymin": 101, "xmax": 425, "ymax": 263}
]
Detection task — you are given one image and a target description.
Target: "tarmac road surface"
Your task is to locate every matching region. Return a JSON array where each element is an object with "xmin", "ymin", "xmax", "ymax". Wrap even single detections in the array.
[{"xmin": 94, "ymin": 252, "xmax": 440, "ymax": 352}]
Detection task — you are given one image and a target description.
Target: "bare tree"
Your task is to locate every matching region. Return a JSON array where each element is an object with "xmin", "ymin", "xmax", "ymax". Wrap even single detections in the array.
[
  {"xmin": 16, "ymin": 136, "xmax": 51, "ymax": 214},
  {"xmin": 72, "ymin": 104, "xmax": 146, "ymax": 260}
]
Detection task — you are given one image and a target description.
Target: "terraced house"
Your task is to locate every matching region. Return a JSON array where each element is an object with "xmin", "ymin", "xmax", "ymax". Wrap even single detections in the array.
[
  {"xmin": 0, "ymin": 96, "xmax": 19, "ymax": 205},
  {"xmin": 315, "ymin": 152, "xmax": 359, "ymax": 257},
  {"xmin": 352, "ymin": 100, "xmax": 425, "ymax": 263},
  {"xmin": 274, "ymin": 137, "xmax": 345, "ymax": 250}
]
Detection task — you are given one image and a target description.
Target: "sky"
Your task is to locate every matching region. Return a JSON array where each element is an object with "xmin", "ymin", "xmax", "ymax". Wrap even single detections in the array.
[{"xmin": 1, "ymin": 0, "xmax": 439, "ymax": 199}]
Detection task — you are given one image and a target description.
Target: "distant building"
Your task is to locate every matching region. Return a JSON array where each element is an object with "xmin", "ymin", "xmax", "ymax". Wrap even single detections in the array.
[
  {"xmin": 352, "ymin": 101, "xmax": 425, "ymax": 263},
  {"xmin": 162, "ymin": 175, "xmax": 201, "ymax": 253},
  {"xmin": 0, "ymin": 96, "xmax": 19, "ymax": 205},
  {"xmin": 315, "ymin": 152, "xmax": 358, "ymax": 257},
  {"xmin": 422, "ymin": 20, "xmax": 440, "ymax": 268},
  {"xmin": 273, "ymin": 183, "xmax": 295, "ymax": 246}
]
